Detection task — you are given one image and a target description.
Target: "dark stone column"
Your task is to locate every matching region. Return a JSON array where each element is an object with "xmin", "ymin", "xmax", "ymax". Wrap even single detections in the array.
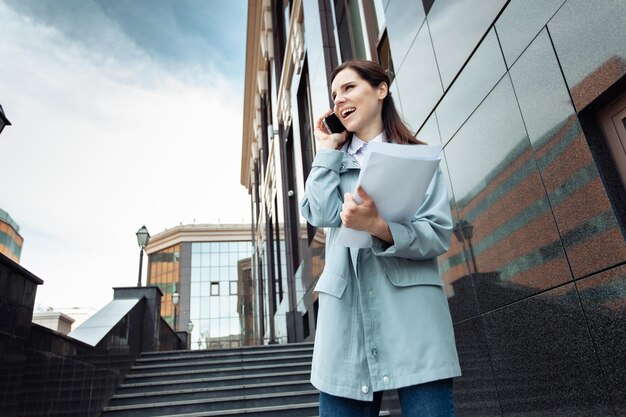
[
  {"xmin": 0, "ymin": 253, "xmax": 43, "ymax": 416},
  {"xmin": 113, "ymin": 286, "xmax": 163, "ymax": 352}
]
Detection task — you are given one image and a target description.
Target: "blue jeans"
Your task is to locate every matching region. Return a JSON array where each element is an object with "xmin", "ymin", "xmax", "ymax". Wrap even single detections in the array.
[{"xmin": 319, "ymin": 378, "xmax": 456, "ymax": 417}]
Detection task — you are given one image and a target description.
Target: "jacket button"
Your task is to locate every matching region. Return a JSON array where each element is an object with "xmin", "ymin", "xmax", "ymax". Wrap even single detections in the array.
[
  {"xmin": 340, "ymin": 163, "xmax": 345, "ymax": 170},
  {"xmin": 352, "ymin": 161, "xmax": 357, "ymax": 167},
  {"xmin": 383, "ymin": 376, "xmax": 389, "ymax": 383},
  {"xmin": 369, "ymin": 290, "xmax": 374, "ymax": 296},
  {"xmin": 361, "ymin": 386, "xmax": 369, "ymax": 394}
]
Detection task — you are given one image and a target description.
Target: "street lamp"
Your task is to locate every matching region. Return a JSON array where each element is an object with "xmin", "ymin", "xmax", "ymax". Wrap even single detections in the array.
[
  {"xmin": 172, "ymin": 291, "xmax": 180, "ymax": 331},
  {"xmin": 0, "ymin": 105, "xmax": 12, "ymax": 135},
  {"xmin": 135, "ymin": 225, "xmax": 150, "ymax": 287},
  {"xmin": 453, "ymin": 219, "xmax": 478, "ymax": 275}
]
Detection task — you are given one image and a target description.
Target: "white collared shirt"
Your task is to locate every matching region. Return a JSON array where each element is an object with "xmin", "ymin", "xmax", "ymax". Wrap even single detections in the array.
[{"xmin": 347, "ymin": 131, "xmax": 386, "ymax": 168}]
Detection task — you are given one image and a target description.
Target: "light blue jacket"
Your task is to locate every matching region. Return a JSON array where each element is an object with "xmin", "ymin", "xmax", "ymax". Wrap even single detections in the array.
[{"xmin": 299, "ymin": 143, "xmax": 461, "ymax": 401}]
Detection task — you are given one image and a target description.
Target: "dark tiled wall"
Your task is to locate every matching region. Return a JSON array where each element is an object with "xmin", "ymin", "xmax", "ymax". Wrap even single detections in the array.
[
  {"xmin": 382, "ymin": 0, "xmax": 626, "ymax": 416},
  {"xmin": 0, "ymin": 254, "xmax": 41, "ymax": 417}
]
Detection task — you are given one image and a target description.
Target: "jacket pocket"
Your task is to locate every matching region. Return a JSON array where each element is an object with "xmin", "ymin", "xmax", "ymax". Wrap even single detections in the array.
[
  {"xmin": 314, "ymin": 271, "xmax": 349, "ymax": 299},
  {"xmin": 380, "ymin": 257, "xmax": 444, "ymax": 287}
]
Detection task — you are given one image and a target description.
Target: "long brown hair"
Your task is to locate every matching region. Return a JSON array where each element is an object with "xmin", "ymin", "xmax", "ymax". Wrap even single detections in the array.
[{"xmin": 331, "ymin": 60, "xmax": 425, "ymax": 145}]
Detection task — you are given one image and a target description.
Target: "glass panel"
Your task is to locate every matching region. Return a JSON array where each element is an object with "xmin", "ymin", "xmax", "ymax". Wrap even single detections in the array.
[
  {"xmin": 220, "ymin": 318, "xmax": 230, "ymax": 336},
  {"xmin": 335, "ymin": 0, "xmax": 355, "ymax": 61},
  {"xmin": 220, "ymin": 282, "xmax": 229, "ymax": 297},
  {"xmin": 548, "ymin": 0, "xmax": 626, "ymax": 110},
  {"xmin": 220, "ymin": 252, "xmax": 229, "ymax": 265},
  {"xmin": 201, "ymin": 281, "xmax": 211, "ymax": 297},
  {"xmin": 444, "ymin": 74, "xmax": 571, "ymax": 312},
  {"xmin": 201, "ymin": 252, "xmax": 211, "ymax": 267},
  {"xmin": 435, "ymin": 28, "xmax": 506, "ymax": 144},
  {"xmin": 510, "ymin": 29, "xmax": 626, "ymax": 278},
  {"xmin": 393, "ymin": 22, "xmax": 442, "ymax": 131},
  {"xmin": 190, "ymin": 268, "xmax": 201, "ymax": 282},
  {"xmin": 483, "ymin": 283, "xmax": 614, "ymax": 415},
  {"xmin": 384, "ymin": 0, "xmax": 425, "ymax": 70},
  {"xmin": 220, "ymin": 296, "xmax": 229, "ymax": 315},
  {"xmin": 417, "ymin": 112, "xmax": 441, "ymax": 145},
  {"xmin": 219, "ymin": 266, "xmax": 229, "ymax": 281},
  {"xmin": 576, "ymin": 265, "xmax": 626, "ymax": 414},
  {"xmin": 495, "ymin": 0, "xmax": 567, "ymax": 67},
  {"xmin": 190, "ymin": 281, "xmax": 200, "ymax": 297},
  {"xmin": 428, "ymin": 0, "xmax": 507, "ymax": 88},
  {"xmin": 209, "ymin": 298, "xmax": 219, "ymax": 317}
]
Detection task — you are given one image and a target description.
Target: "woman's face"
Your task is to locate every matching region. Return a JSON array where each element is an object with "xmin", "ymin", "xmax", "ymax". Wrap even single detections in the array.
[{"xmin": 331, "ymin": 68, "xmax": 387, "ymax": 140}]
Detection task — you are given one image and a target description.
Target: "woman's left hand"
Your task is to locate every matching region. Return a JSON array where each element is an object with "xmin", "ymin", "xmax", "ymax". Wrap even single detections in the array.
[{"xmin": 341, "ymin": 186, "xmax": 393, "ymax": 243}]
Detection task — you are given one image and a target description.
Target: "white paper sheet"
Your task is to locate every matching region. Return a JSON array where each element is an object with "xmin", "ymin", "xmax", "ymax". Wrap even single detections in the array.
[{"xmin": 336, "ymin": 142, "xmax": 442, "ymax": 248}]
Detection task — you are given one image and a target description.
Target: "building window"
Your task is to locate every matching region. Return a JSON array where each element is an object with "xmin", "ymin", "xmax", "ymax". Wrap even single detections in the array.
[
  {"xmin": 598, "ymin": 92, "xmax": 626, "ymax": 190},
  {"xmin": 229, "ymin": 281, "xmax": 238, "ymax": 295},
  {"xmin": 210, "ymin": 282, "xmax": 220, "ymax": 296},
  {"xmin": 334, "ymin": 0, "xmax": 367, "ymax": 61},
  {"xmin": 377, "ymin": 30, "xmax": 395, "ymax": 83},
  {"xmin": 596, "ymin": 89, "xmax": 626, "ymax": 234}
]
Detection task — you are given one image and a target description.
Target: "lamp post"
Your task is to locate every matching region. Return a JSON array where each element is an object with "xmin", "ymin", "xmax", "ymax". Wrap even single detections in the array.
[
  {"xmin": 187, "ymin": 320, "xmax": 194, "ymax": 349},
  {"xmin": 135, "ymin": 225, "xmax": 150, "ymax": 287},
  {"xmin": 453, "ymin": 219, "xmax": 478, "ymax": 274},
  {"xmin": 172, "ymin": 291, "xmax": 180, "ymax": 331},
  {"xmin": 0, "ymin": 104, "xmax": 12, "ymax": 135}
]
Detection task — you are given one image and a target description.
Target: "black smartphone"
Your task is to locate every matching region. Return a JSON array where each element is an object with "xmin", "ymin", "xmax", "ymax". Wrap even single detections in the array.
[{"xmin": 323, "ymin": 112, "xmax": 346, "ymax": 134}]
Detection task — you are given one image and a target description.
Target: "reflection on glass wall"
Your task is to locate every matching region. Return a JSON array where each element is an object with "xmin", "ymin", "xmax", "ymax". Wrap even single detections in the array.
[
  {"xmin": 148, "ymin": 244, "xmax": 180, "ymax": 328},
  {"xmin": 190, "ymin": 241, "xmax": 252, "ymax": 349}
]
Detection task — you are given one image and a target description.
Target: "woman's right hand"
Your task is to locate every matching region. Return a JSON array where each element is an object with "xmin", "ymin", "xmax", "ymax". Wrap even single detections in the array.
[{"xmin": 315, "ymin": 109, "xmax": 348, "ymax": 150}]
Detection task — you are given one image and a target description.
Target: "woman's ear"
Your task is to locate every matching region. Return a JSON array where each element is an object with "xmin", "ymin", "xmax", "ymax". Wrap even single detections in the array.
[{"xmin": 378, "ymin": 82, "xmax": 389, "ymax": 100}]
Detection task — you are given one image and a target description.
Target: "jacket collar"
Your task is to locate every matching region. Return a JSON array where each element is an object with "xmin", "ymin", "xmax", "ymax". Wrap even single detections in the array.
[{"xmin": 339, "ymin": 136, "xmax": 359, "ymax": 173}]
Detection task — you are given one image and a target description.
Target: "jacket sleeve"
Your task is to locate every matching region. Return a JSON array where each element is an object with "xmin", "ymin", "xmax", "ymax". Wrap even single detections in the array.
[
  {"xmin": 299, "ymin": 149, "xmax": 344, "ymax": 228},
  {"xmin": 371, "ymin": 167, "xmax": 453, "ymax": 260}
]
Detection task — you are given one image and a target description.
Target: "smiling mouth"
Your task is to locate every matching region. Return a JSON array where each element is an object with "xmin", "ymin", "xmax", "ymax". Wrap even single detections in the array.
[{"xmin": 341, "ymin": 107, "xmax": 356, "ymax": 119}]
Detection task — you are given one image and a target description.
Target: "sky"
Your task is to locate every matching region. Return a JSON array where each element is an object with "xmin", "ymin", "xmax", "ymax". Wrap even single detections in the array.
[{"xmin": 0, "ymin": 0, "xmax": 251, "ymax": 312}]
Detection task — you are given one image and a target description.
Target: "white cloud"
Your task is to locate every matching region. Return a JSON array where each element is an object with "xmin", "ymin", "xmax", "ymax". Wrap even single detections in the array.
[{"xmin": 0, "ymin": 1, "xmax": 251, "ymax": 310}]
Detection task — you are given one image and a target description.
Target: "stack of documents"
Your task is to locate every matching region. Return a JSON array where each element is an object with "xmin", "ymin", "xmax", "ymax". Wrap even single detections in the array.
[{"xmin": 336, "ymin": 141, "xmax": 443, "ymax": 248}]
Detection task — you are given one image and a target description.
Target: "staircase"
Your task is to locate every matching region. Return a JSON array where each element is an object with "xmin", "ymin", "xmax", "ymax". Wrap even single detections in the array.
[
  {"xmin": 101, "ymin": 342, "xmax": 395, "ymax": 417},
  {"xmin": 101, "ymin": 342, "xmax": 318, "ymax": 417}
]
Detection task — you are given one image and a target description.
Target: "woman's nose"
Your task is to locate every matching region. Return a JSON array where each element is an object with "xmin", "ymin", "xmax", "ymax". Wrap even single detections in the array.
[{"xmin": 334, "ymin": 94, "xmax": 346, "ymax": 107}]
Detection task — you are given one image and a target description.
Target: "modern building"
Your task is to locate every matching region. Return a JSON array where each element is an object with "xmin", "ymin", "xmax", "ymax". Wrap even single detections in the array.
[
  {"xmin": 145, "ymin": 223, "xmax": 260, "ymax": 349},
  {"xmin": 0, "ymin": 208, "xmax": 23, "ymax": 263},
  {"xmin": 241, "ymin": 0, "xmax": 626, "ymax": 415}
]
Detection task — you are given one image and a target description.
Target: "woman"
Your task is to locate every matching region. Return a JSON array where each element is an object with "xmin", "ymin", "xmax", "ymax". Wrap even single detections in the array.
[{"xmin": 299, "ymin": 60, "xmax": 461, "ymax": 417}]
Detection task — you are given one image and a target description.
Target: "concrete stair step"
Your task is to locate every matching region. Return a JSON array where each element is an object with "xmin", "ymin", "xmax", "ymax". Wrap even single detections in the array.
[
  {"xmin": 125, "ymin": 361, "xmax": 311, "ymax": 384},
  {"xmin": 118, "ymin": 369, "xmax": 312, "ymax": 394},
  {"xmin": 109, "ymin": 380, "xmax": 314, "ymax": 406},
  {"xmin": 135, "ymin": 346, "xmax": 313, "ymax": 365},
  {"xmin": 139, "ymin": 343, "xmax": 314, "ymax": 360},
  {"xmin": 130, "ymin": 354, "xmax": 312, "ymax": 374},
  {"xmin": 112, "ymin": 402, "xmax": 320, "ymax": 417},
  {"xmin": 102, "ymin": 390, "xmax": 320, "ymax": 417}
]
